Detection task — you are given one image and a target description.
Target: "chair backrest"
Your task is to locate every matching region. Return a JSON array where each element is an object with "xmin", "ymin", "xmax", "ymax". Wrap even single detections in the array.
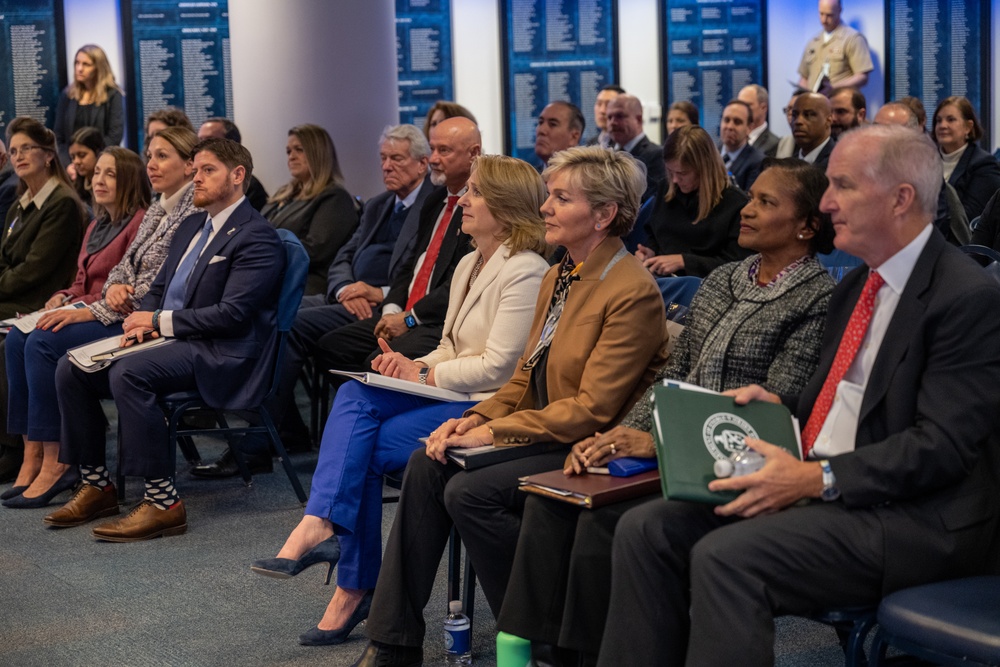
[
  {"xmin": 960, "ymin": 244, "xmax": 1000, "ymax": 285},
  {"xmin": 275, "ymin": 229, "xmax": 309, "ymax": 333}
]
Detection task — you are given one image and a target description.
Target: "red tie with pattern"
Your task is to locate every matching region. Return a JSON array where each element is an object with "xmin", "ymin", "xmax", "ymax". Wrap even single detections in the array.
[
  {"xmin": 406, "ymin": 195, "xmax": 459, "ymax": 311},
  {"xmin": 801, "ymin": 271, "xmax": 885, "ymax": 458}
]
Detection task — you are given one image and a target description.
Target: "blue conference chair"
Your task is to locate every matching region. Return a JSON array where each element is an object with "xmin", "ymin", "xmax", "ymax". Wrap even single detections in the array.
[
  {"xmin": 869, "ymin": 577, "xmax": 1000, "ymax": 666},
  {"xmin": 656, "ymin": 275, "xmax": 702, "ymax": 309},
  {"xmin": 117, "ymin": 229, "xmax": 310, "ymax": 503},
  {"xmin": 960, "ymin": 244, "xmax": 1000, "ymax": 285}
]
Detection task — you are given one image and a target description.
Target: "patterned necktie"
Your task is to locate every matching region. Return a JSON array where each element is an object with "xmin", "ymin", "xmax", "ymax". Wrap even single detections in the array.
[
  {"xmin": 163, "ymin": 217, "xmax": 214, "ymax": 310},
  {"xmin": 801, "ymin": 271, "xmax": 886, "ymax": 458},
  {"xmin": 405, "ymin": 195, "xmax": 459, "ymax": 311}
]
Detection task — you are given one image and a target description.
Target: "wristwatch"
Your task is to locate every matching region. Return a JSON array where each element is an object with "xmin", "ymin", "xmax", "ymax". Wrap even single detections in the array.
[
  {"xmin": 418, "ymin": 366, "xmax": 430, "ymax": 385},
  {"xmin": 819, "ymin": 460, "xmax": 840, "ymax": 501},
  {"xmin": 403, "ymin": 312, "xmax": 417, "ymax": 329}
]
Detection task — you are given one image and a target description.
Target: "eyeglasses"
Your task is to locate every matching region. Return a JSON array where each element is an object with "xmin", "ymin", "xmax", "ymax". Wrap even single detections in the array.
[{"xmin": 8, "ymin": 144, "xmax": 43, "ymax": 158}]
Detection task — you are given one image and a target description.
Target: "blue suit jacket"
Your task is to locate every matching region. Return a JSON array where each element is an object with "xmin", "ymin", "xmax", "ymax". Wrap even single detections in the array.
[
  {"xmin": 141, "ymin": 198, "xmax": 285, "ymax": 409},
  {"xmin": 325, "ymin": 177, "xmax": 434, "ymax": 301}
]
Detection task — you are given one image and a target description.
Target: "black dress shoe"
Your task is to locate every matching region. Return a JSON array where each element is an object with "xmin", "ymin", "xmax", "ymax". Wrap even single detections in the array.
[
  {"xmin": 351, "ymin": 641, "xmax": 422, "ymax": 667},
  {"xmin": 189, "ymin": 447, "xmax": 272, "ymax": 479}
]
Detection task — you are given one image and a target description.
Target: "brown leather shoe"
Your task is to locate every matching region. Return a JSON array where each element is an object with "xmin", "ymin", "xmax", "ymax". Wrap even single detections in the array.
[
  {"xmin": 351, "ymin": 641, "xmax": 422, "ymax": 667},
  {"xmin": 43, "ymin": 484, "xmax": 120, "ymax": 527},
  {"xmin": 92, "ymin": 499, "xmax": 187, "ymax": 542}
]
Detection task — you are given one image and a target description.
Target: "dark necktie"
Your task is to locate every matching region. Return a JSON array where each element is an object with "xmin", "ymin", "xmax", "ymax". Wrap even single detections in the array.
[
  {"xmin": 723, "ymin": 153, "xmax": 732, "ymax": 165},
  {"xmin": 405, "ymin": 195, "xmax": 458, "ymax": 311},
  {"xmin": 801, "ymin": 271, "xmax": 885, "ymax": 457},
  {"xmin": 163, "ymin": 218, "xmax": 213, "ymax": 310}
]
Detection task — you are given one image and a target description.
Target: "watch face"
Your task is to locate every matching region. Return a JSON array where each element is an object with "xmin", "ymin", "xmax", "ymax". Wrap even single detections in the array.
[
  {"xmin": 821, "ymin": 486, "xmax": 841, "ymax": 501},
  {"xmin": 404, "ymin": 315, "xmax": 416, "ymax": 328}
]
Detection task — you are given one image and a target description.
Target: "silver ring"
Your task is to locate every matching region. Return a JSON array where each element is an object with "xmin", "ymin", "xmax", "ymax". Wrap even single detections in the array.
[{"xmin": 609, "ymin": 443, "xmax": 617, "ymax": 455}]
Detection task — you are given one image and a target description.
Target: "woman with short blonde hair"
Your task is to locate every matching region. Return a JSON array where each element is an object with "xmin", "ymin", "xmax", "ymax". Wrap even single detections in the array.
[{"xmin": 251, "ymin": 154, "xmax": 552, "ymax": 646}]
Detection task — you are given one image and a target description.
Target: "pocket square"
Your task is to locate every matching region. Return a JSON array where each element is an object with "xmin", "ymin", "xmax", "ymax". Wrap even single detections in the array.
[{"xmin": 208, "ymin": 255, "xmax": 227, "ymax": 264}]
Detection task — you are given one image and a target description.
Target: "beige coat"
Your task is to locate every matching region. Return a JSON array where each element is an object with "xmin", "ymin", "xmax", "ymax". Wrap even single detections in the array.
[
  {"xmin": 416, "ymin": 243, "xmax": 549, "ymax": 400},
  {"xmin": 472, "ymin": 236, "xmax": 669, "ymax": 445}
]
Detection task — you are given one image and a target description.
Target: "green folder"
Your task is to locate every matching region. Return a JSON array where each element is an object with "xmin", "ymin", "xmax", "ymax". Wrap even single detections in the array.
[{"xmin": 651, "ymin": 385, "xmax": 802, "ymax": 505}]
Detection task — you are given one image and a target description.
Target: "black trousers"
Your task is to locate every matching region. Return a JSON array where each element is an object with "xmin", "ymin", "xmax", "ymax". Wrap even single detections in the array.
[
  {"xmin": 597, "ymin": 499, "xmax": 887, "ymax": 667},
  {"xmin": 314, "ymin": 313, "xmax": 442, "ymax": 373},
  {"xmin": 498, "ymin": 493, "xmax": 657, "ymax": 655},
  {"xmin": 365, "ymin": 447, "xmax": 569, "ymax": 647}
]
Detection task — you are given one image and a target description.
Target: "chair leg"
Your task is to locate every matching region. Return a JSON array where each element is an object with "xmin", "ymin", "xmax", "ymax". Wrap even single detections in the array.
[
  {"xmin": 260, "ymin": 407, "xmax": 308, "ymax": 504},
  {"xmin": 841, "ymin": 614, "xmax": 876, "ymax": 667},
  {"xmin": 447, "ymin": 526, "xmax": 462, "ymax": 607},
  {"xmin": 116, "ymin": 420, "xmax": 125, "ymax": 502},
  {"xmin": 463, "ymin": 551, "xmax": 476, "ymax": 628},
  {"xmin": 318, "ymin": 373, "xmax": 331, "ymax": 440},
  {"xmin": 867, "ymin": 628, "xmax": 890, "ymax": 667}
]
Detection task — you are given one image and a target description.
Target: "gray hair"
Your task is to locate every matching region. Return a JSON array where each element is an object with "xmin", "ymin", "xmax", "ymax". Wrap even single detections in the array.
[
  {"xmin": 543, "ymin": 146, "xmax": 645, "ymax": 236},
  {"xmin": 745, "ymin": 84, "xmax": 769, "ymax": 107},
  {"xmin": 844, "ymin": 124, "xmax": 941, "ymax": 217},
  {"xmin": 379, "ymin": 124, "xmax": 430, "ymax": 161}
]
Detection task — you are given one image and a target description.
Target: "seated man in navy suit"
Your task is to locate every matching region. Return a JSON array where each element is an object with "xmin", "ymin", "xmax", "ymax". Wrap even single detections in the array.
[
  {"xmin": 719, "ymin": 99, "xmax": 764, "ymax": 192},
  {"xmin": 45, "ymin": 137, "xmax": 285, "ymax": 541},
  {"xmin": 190, "ymin": 124, "xmax": 435, "ymax": 478},
  {"xmin": 599, "ymin": 125, "xmax": 1000, "ymax": 666}
]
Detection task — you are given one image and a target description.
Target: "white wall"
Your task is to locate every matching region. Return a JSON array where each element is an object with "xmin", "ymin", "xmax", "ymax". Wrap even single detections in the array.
[{"xmin": 228, "ymin": 0, "xmax": 398, "ymax": 198}]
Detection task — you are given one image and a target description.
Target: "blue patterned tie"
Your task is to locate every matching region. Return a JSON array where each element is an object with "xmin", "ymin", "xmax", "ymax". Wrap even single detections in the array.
[{"xmin": 163, "ymin": 218, "xmax": 213, "ymax": 310}]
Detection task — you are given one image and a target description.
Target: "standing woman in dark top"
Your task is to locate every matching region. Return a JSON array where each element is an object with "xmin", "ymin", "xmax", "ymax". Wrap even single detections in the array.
[
  {"xmin": 67, "ymin": 127, "xmax": 105, "ymax": 212},
  {"xmin": 54, "ymin": 44, "xmax": 124, "ymax": 167},
  {"xmin": 636, "ymin": 125, "xmax": 750, "ymax": 278},
  {"xmin": 933, "ymin": 96, "xmax": 1000, "ymax": 222},
  {"xmin": 263, "ymin": 124, "xmax": 359, "ymax": 295},
  {"xmin": 0, "ymin": 117, "xmax": 86, "ymax": 319}
]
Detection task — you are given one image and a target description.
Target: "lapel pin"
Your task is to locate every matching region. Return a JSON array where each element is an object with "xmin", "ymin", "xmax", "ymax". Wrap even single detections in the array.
[{"xmin": 227, "ymin": 227, "xmax": 236, "ymax": 235}]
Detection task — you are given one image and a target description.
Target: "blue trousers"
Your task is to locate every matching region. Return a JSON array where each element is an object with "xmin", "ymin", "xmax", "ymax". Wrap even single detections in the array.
[
  {"xmin": 304, "ymin": 380, "xmax": 474, "ymax": 590},
  {"xmin": 6, "ymin": 320, "xmax": 122, "ymax": 442}
]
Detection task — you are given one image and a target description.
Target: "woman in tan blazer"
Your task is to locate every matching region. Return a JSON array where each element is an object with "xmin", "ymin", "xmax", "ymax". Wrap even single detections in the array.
[
  {"xmin": 350, "ymin": 146, "xmax": 670, "ymax": 667},
  {"xmin": 249, "ymin": 155, "xmax": 549, "ymax": 645}
]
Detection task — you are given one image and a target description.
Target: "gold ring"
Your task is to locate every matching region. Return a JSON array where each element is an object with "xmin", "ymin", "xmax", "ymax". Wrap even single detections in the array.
[{"xmin": 610, "ymin": 443, "xmax": 617, "ymax": 454}]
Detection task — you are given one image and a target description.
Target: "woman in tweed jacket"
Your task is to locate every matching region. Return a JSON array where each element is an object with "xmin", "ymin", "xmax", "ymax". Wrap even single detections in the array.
[
  {"xmin": 1, "ymin": 127, "xmax": 199, "ymax": 509},
  {"xmin": 498, "ymin": 158, "xmax": 838, "ymax": 662}
]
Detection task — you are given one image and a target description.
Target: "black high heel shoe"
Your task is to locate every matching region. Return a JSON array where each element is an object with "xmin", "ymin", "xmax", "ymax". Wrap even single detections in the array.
[
  {"xmin": 250, "ymin": 535, "xmax": 340, "ymax": 584},
  {"xmin": 2, "ymin": 468, "xmax": 79, "ymax": 509},
  {"xmin": 298, "ymin": 590, "xmax": 373, "ymax": 646},
  {"xmin": 0, "ymin": 485, "xmax": 28, "ymax": 501}
]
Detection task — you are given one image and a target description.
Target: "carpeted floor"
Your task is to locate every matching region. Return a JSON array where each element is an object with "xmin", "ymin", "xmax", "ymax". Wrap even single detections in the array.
[{"xmin": 0, "ymin": 403, "xmax": 855, "ymax": 666}]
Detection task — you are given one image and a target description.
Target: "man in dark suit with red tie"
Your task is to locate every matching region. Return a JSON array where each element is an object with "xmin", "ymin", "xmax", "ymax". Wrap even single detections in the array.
[
  {"xmin": 598, "ymin": 125, "xmax": 1000, "ymax": 666},
  {"xmin": 312, "ymin": 116, "xmax": 479, "ymax": 373},
  {"xmin": 46, "ymin": 138, "xmax": 285, "ymax": 541}
]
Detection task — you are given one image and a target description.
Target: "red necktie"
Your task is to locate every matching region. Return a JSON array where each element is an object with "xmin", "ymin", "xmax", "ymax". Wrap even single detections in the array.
[
  {"xmin": 406, "ymin": 195, "xmax": 458, "ymax": 311},
  {"xmin": 801, "ymin": 271, "xmax": 885, "ymax": 458}
]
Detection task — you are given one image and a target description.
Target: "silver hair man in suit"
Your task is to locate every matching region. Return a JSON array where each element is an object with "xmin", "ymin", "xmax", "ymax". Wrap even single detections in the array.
[{"xmin": 599, "ymin": 124, "xmax": 1000, "ymax": 666}]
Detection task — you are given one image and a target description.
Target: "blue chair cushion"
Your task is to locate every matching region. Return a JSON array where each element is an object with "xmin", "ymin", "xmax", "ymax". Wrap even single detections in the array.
[{"xmin": 877, "ymin": 576, "xmax": 1000, "ymax": 664}]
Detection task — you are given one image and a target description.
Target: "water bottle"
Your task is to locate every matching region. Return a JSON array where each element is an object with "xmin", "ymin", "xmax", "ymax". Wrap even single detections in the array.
[
  {"xmin": 713, "ymin": 448, "xmax": 765, "ymax": 478},
  {"xmin": 443, "ymin": 600, "xmax": 472, "ymax": 665}
]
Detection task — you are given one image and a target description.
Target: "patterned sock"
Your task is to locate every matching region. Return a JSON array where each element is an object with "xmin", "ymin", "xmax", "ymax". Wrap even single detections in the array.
[
  {"xmin": 144, "ymin": 477, "xmax": 180, "ymax": 510},
  {"xmin": 79, "ymin": 465, "xmax": 111, "ymax": 489}
]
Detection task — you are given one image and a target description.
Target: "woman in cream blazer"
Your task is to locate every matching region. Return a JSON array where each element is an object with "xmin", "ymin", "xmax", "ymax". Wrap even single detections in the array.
[{"xmin": 250, "ymin": 155, "xmax": 550, "ymax": 645}]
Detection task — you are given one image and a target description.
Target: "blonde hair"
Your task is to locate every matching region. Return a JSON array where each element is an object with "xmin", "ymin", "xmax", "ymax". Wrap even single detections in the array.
[
  {"xmin": 67, "ymin": 45, "xmax": 122, "ymax": 105},
  {"xmin": 271, "ymin": 124, "xmax": 344, "ymax": 203},
  {"xmin": 662, "ymin": 125, "xmax": 728, "ymax": 223},
  {"xmin": 542, "ymin": 146, "xmax": 645, "ymax": 236},
  {"xmin": 470, "ymin": 155, "xmax": 548, "ymax": 256},
  {"xmin": 149, "ymin": 126, "xmax": 199, "ymax": 162}
]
